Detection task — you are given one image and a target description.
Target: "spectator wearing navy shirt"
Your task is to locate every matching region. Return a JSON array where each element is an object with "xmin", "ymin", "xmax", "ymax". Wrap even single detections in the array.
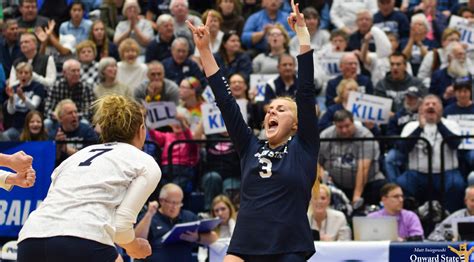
[
  {"xmin": 214, "ymin": 31, "xmax": 253, "ymax": 81},
  {"xmin": 145, "ymin": 14, "xmax": 176, "ymax": 63},
  {"xmin": 162, "ymin": 37, "xmax": 207, "ymax": 86},
  {"xmin": 444, "ymin": 76, "xmax": 474, "ymax": 179},
  {"xmin": 188, "ymin": 2, "xmax": 319, "ymax": 260},
  {"xmin": 263, "ymin": 53, "xmax": 298, "ymax": 104},
  {"xmin": 385, "ymin": 87, "xmax": 422, "ymax": 182},
  {"xmin": 430, "ymin": 42, "xmax": 471, "ymax": 106},
  {"xmin": 326, "ymin": 52, "xmax": 374, "ymax": 108},
  {"xmin": 3, "ymin": 62, "xmax": 46, "ymax": 141},
  {"xmin": 373, "ymin": 0, "xmax": 410, "ymax": 40},
  {"xmin": 135, "ymin": 183, "xmax": 216, "ymax": 262}
]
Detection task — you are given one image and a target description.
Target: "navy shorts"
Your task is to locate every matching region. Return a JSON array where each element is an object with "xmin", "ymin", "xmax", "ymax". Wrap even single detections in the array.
[{"xmin": 17, "ymin": 236, "xmax": 118, "ymax": 262}]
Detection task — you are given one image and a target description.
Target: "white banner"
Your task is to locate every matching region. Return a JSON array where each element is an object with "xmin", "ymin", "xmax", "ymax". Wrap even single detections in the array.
[
  {"xmin": 316, "ymin": 52, "xmax": 349, "ymax": 78},
  {"xmin": 249, "ymin": 74, "xmax": 278, "ymax": 102},
  {"xmin": 345, "ymin": 91, "xmax": 393, "ymax": 124},
  {"xmin": 201, "ymin": 103, "xmax": 227, "ymax": 135},
  {"xmin": 449, "ymin": 15, "xmax": 474, "ymax": 51},
  {"xmin": 144, "ymin": 101, "xmax": 178, "ymax": 129},
  {"xmin": 458, "ymin": 120, "xmax": 474, "ymax": 150}
]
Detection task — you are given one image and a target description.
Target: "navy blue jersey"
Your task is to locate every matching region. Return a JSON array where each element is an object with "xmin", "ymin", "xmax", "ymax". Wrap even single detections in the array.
[{"xmin": 207, "ymin": 50, "xmax": 319, "ymax": 256}]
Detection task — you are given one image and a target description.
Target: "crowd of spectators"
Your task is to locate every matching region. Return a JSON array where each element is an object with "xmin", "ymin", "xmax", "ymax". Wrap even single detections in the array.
[{"xmin": 1, "ymin": 0, "xmax": 474, "ymax": 258}]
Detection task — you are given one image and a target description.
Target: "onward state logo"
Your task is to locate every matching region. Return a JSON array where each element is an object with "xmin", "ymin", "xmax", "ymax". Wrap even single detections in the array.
[
  {"xmin": 448, "ymin": 243, "xmax": 474, "ymax": 262},
  {"xmin": 408, "ymin": 243, "xmax": 473, "ymax": 262}
]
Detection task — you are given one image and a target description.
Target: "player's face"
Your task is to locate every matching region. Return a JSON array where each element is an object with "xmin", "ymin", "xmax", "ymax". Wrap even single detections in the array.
[
  {"xmin": 382, "ymin": 187, "xmax": 404, "ymax": 213},
  {"xmin": 159, "ymin": 191, "xmax": 183, "ymax": 219},
  {"xmin": 264, "ymin": 99, "xmax": 297, "ymax": 147},
  {"xmin": 213, "ymin": 201, "xmax": 230, "ymax": 223}
]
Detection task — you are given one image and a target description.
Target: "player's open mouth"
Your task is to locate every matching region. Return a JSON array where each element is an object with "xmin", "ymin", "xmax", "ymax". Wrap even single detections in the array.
[{"xmin": 269, "ymin": 119, "xmax": 278, "ymax": 130}]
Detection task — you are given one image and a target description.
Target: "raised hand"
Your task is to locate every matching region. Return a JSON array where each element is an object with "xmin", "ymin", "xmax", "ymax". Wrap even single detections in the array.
[
  {"xmin": 34, "ymin": 26, "xmax": 48, "ymax": 43},
  {"xmin": 186, "ymin": 13, "xmax": 212, "ymax": 51},
  {"xmin": 46, "ymin": 20, "xmax": 56, "ymax": 36},
  {"xmin": 287, "ymin": 0, "xmax": 305, "ymax": 32},
  {"xmin": 146, "ymin": 201, "xmax": 158, "ymax": 216},
  {"xmin": 5, "ymin": 85, "xmax": 14, "ymax": 98}
]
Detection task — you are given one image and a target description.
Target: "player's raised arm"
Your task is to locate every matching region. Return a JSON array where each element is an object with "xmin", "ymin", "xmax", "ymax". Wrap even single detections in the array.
[
  {"xmin": 186, "ymin": 16, "xmax": 219, "ymax": 77},
  {"xmin": 287, "ymin": 0, "xmax": 311, "ymax": 55}
]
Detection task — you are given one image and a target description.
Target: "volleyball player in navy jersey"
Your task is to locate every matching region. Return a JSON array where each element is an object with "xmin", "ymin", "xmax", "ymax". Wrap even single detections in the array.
[{"xmin": 187, "ymin": 1, "xmax": 319, "ymax": 261}]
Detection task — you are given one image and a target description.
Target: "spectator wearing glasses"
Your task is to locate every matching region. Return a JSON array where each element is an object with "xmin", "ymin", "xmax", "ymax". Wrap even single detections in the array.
[
  {"xmin": 135, "ymin": 183, "xmax": 217, "ymax": 261},
  {"xmin": 368, "ymin": 183, "xmax": 424, "ymax": 241}
]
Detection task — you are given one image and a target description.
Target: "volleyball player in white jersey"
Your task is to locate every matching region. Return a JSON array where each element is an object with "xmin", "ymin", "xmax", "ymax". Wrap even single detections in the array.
[{"xmin": 17, "ymin": 95, "xmax": 162, "ymax": 262}]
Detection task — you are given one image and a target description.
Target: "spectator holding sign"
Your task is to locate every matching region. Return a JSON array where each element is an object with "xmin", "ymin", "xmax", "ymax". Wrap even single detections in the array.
[
  {"xmin": 149, "ymin": 108, "xmax": 199, "ymax": 191},
  {"xmin": 443, "ymin": 76, "xmax": 474, "ymax": 179},
  {"xmin": 318, "ymin": 79, "xmax": 359, "ymax": 132},
  {"xmin": 18, "ymin": 95, "xmax": 161, "ymax": 261},
  {"xmin": 187, "ymin": 1, "xmax": 320, "ymax": 259}
]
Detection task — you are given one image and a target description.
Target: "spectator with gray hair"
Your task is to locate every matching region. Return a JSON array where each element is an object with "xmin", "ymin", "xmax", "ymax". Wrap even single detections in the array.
[
  {"xmin": 134, "ymin": 61, "xmax": 179, "ymax": 105},
  {"xmin": 94, "ymin": 57, "xmax": 131, "ymax": 99},
  {"xmin": 48, "ymin": 99, "xmax": 98, "ymax": 164},
  {"xmin": 3, "ymin": 62, "xmax": 46, "ymax": 141},
  {"xmin": 44, "ymin": 59, "xmax": 95, "ymax": 123},
  {"xmin": 401, "ymin": 13, "xmax": 438, "ymax": 76},
  {"xmin": 162, "ymin": 37, "xmax": 207, "ymax": 86},
  {"xmin": 170, "ymin": 0, "xmax": 202, "ymax": 49},
  {"xmin": 430, "ymin": 41, "xmax": 474, "ymax": 106},
  {"xmin": 145, "ymin": 14, "xmax": 176, "ymax": 63}
]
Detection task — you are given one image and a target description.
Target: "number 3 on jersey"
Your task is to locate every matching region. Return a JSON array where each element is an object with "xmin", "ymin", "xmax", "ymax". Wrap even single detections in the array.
[{"xmin": 258, "ymin": 157, "xmax": 273, "ymax": 178}]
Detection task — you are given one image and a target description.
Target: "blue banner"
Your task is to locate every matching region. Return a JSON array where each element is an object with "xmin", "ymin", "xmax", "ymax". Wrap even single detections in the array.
[
  {"xmin": 390, "ymin": 242, "xmax": 474, "ymax": 262},
  {"xmin": 0, "ymin": 142, "xmax": 56, "ymax": 237}
]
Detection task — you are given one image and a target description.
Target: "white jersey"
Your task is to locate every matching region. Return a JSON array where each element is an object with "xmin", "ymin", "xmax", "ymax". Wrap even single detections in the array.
[{"xmin": 19, "ymin": 142, "xmax": 161, "ymax": 246}]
